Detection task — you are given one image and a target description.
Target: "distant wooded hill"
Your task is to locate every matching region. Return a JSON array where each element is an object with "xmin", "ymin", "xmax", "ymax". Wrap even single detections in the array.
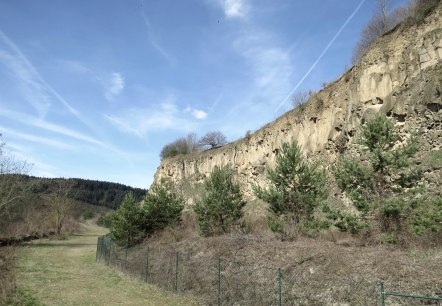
[{"xmin": 23, "ymin": 175, "xmax": 147, "ymax": 210}]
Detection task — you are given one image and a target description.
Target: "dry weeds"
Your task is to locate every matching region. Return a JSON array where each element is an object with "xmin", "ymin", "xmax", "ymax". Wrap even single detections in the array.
[
  {"xmin": 0, "ymin": 246, "xmax": 16, "ymax": 304},
  {"xmin": 104, "ymin": 225, "xmax": 442, "ymax": 305}
]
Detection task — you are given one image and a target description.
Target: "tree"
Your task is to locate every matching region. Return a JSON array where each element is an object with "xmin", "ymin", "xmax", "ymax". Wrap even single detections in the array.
[
  {"xmin": 110, "ymin": 192, "xmax": 143, "ymax": 246},
  {"xmin": 291, "ymin": 91, "xmax": 309, "ymax": 108},
  {"xmin": 333, "ymin": 115, "xmax": 424, "ymax": 235},
  {"xmin": 48, "ymin": 180, "xmax": 75, "ymax": 235},
  {"xmin": 253, "ymin": 140, "xmax": 328, "ymax": 236},
  {"xmin": 352, "ymin": 0, "xmax": 411, "ymax": 64},
  {"xmin": 194, "ymin": 166, "xmax": 246, "ymax": 236},
  {"xmin": 0, "ymin": 134, "xmax": 31, "ymax": 218},
  {"xmin": 160, "ymin": 133, "xmax": 200, "ymax": 159},
  {"xmin": 198, "ymin": 131, "xmax": 227, "ymax": 149},
  {"xmin": 140, "ymin": 178, "xmax": 184, "ymax": 234}
]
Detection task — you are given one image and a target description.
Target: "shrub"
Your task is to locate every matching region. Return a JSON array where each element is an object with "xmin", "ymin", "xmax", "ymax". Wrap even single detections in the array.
[
  {"xmin": 194, "ymin": 166, "xmax": 246, "ymax": 236},
  {"xmin": 352, "ymin": 0, "xmax": 413, "ymax": 64},
  {"xmin": 97, "ymin": 213, "xmax": 114, "ymax": 228},
  {"xmin": 160, "ymin": 133, "xmax": 199, "ymax": 159},
  {"xmin": 291, "ymin": 91, "xmax": 309, "ymax": 108},
  {"xmin": 140, "ymin": 178, "xmax": 184, "ymax": 235},
  {"xmin": 83, "ymin": 211, "xmax": 94, "ymax": 220},
  {"xmin": 333, "ymin": 115, "xmax": 428, "ymax": 238},
  {"xmin": 110, "ymin": 192, "xmax": 144, "ymax": 246},
  {"xmin": 253, "ymin": 140, "xmax": 328, "ymax": 238}
]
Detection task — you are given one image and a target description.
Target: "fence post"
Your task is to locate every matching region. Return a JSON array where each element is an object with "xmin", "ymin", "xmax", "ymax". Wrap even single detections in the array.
[
  {"xmin": 217, "ymin": 257, "xmax": 221, "ymax": 306},
  {"xmin": 278, "ymin": 268, "xmax": 282, "ymax": 306},
  {"xmin": 95, "ymin": 237, "xmax": 100, "ymax": 261},
  {"xmin": 107, "ymin": 239, "xmax": 112, "ymax": 266},
  {"xmin": 125, "ymin": 245, "xmax": 128, "ymax": 270},
  {"xmin": 380, "ymin": 281, "xmax": 385, "ymax": 306},
  {"xmin": 144, "ymin": 247, "xmax": 149, "ymax": 283},
  {"xmin": 175, "ymin": 251, "xmax": 179, "ymax": 292}
]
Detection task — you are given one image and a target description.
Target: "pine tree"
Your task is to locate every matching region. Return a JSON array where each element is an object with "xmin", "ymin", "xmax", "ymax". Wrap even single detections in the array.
[
  {"xmin": 333, "ymin": 115, "xmax": 423, "ymax": 234},
  {"xmin": 140, "ymin": 178, "xmax": 184, "ymax": 234},
  {"xmin": 194, "ymin": 166, "xmax": 246, "ymax": 236},
  {"xmin": 110, "ymin": 192, "xmax": 143, "ymax": 246},
  {"xmin": 253, "ymin": 140, "xmax": 328, "ymax": 235}
]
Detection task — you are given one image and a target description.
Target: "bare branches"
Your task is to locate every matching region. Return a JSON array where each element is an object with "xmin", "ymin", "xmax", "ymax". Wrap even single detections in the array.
[
  {"xmin": 0, "ymin": 134, "xmax": 31, "ymax": 217},
  {"xmin": 47, "ymin": 180, "xmax": 76, "ymax": 235},
  {"xmin": 198, "ymin": 131, "xmax": 227, "ymax": 149}
]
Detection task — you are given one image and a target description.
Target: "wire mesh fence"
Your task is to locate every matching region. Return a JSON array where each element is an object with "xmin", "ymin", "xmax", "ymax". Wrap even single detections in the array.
[{"xmin": 96, "ymin": 235, "xmax": 442, "ymax": 305}]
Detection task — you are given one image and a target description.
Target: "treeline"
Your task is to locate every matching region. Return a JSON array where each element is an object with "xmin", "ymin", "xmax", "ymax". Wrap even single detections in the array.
[
  {"xmin": 160, "ymin": 131, "xmax": 227, "ymax": 159},
  {"xmin": 19, "ymin": 175, "xmax": 146, "ymax": 210}
]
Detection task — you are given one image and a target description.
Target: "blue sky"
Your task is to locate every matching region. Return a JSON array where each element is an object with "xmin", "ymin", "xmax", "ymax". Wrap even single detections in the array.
[{"xmin": 0, "ymin": 0, "xmax": 408, "ymax": 188}]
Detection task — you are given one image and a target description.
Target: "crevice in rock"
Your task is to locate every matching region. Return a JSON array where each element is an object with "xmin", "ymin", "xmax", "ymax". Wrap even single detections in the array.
[{"xmin": 426, "ymin": 103, "xmax": 441, "ymax": 112}]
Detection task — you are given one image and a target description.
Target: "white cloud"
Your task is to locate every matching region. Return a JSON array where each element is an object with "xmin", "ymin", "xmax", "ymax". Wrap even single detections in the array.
[
  {"xmin": 105, "ymin": 72, "xmax": 124, "ymax": 101},
  {"xmin": 105, "ymin": 97, "xmax": 197, "ymax": 137},
  {"xmin": 221, "ymin": 0, "xmax": 249, "ymax": 18},
  {"xmin": 192, "ymin": 109, "xmax": 207, "ymax": 119},
  {"xmin": 185, "ymin": 106, "xmax": 207, "ymax": 119}
]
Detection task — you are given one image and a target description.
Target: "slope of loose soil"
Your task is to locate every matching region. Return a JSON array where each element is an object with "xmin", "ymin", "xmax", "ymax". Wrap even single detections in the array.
[{"xmin": 11, "ymin": 222, "xmax": 199, "ymax": 305}]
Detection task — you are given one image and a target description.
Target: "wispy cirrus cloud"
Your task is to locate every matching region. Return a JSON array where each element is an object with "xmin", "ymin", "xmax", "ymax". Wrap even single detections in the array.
[
  {"xmin": 105, "ymin": 96, "xmax": 199, "ymax": 138},
  {"xmin": 60, "ymin": 60, "xmax": 124, "ymax": 102},
  {"xmin": 0, "ymin": 126, "xmax": 73, "ymax": 150},
  {"xmin": 140, "ymin": 0, "xmax": 176, "ymax": 65},
  {"xmin": 105, "ymin": 72, "xmax": 125, "ymax": 101},
  {"xmin": 0, "ymin": 30, "xmax": 83, "ymax": 120},
  {"xmin": 0, "ymin": 108, "xmax": 106, "ymax": 147}
]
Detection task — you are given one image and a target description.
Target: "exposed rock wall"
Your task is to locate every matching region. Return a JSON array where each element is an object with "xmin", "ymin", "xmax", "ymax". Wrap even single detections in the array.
[{"xmin": 154, "ymin": 3, "xmax": 442, "ymax": 201}]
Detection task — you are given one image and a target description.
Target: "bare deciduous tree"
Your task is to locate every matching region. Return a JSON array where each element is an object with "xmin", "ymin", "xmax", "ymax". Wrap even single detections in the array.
[
  {"xmin": 160, "ymin": 132, "xmax": 201, "ymax": 159},
  {"xmin": 198, "ymin": 131, "xmax": 227, "ymax": 149},
  {"xmin": 352, "ymin": 0, "xmax": 412, "ymax": 64},
  {"xmin": 0, "ymin": 134, "xmax": 31, "ymax": 217},
  {"xmin": 291, "ymin": 91, "xmax": 310, "ymax": 108},
  {"xmin": 48, "ymin": 180, "xmax": 75, "ymax": 235}
]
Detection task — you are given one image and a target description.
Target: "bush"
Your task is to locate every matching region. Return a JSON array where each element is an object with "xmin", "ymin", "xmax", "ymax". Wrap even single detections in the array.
[
  {"xmin": 140, "ymin": 179, "xmax": 184, "ymax": 235},
  {"xmin": 333, "ymin": 115, "xmax": 428, "ymax": 238},
  {"xmin": 110, "ymin": 192, "xmax": 144, "ymax": 246},
  {"xmin": 97, "ymin": 213, "xmax": 114, "ymax": 228},
  {"xmin": 352, "ymin": 0, "xmax": 413, "ymax": 64},
  {"xmin": 253, "ymin": 140, "xmax": 328, "ymax": 238},
  {"xmin": 83, "ymin": 211, "xmax": 94, "ymax": 220},
  {"xmin": 160, "ymin": 133, "xmax": 199, "ymax": 159},
  {"xmin": 194, "ymin": 166, "xmax": 246, "ymax": 236}
]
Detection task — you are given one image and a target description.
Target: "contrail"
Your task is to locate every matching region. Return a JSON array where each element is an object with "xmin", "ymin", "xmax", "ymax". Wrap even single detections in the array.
[{"xmin": 274, "ymin": 0, "xmax": 367, "ymax": 113}]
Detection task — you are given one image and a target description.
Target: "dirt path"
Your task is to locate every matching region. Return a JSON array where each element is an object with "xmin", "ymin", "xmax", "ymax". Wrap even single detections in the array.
[{"xmin": 13, "ymin": 223, "xmax": 199, "ymax": 305}]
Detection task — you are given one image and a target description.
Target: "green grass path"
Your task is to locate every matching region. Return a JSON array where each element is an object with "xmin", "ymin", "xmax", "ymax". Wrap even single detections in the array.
[{"xmin": 13, "ymin": 223, "xmax": 199, "ymax": 305}]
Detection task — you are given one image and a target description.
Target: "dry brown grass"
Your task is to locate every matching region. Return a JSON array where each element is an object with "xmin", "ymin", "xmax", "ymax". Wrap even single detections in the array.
[
  {"xmin": 0, "ymin": 246, "xmax": 16, "ymax": 304},
  {"xmin": 104, "ymin": 224, "xmax": 442, "ymax": 305}
]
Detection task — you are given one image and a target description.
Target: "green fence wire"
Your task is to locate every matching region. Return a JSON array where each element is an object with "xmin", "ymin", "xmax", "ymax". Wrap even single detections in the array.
[{"xmin": 95, "ymin": 235, "xmax": 442, "ymax": 305}]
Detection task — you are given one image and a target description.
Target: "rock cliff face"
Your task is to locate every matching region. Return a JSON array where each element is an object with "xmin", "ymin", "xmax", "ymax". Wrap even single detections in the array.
[{"xmin": 154, "ymin": 3, "xmax": 442, "ymax": 202}]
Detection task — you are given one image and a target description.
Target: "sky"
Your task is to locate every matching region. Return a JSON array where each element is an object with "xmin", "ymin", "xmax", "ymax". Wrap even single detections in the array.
[{"xmin": 0, "ymin": 0, "xmax": 409, "ymax": 188}]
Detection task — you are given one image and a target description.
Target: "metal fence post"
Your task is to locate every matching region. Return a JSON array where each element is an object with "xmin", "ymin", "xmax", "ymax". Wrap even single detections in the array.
[
  {"xmin": 107, "ymin": 239, "xmax": 112, "ymax": 266},
  {"xmin": 125, "ymin": 245, "xmax": 128, "ymax": 270},
  {"xmin": 278, "ymin": 268, "xmax": 282, "ymax": 306},
  {"xmin": 144, "ymin": 247, "xmax": 149, "ymax": 283},
  {"xmin": 380, "ymin": 281, "xmax": 385, "ymax": 306},
  {"xmin": 217, "ymin": 257, "xmax": 221, "ymax": 306},
  {"xmin": 175, "ymin": 251, "xmax": 179, "ymax": 292},
  {"xmin": 95, "ymin": 237, "xmax": 99, "ymax": 261}
]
